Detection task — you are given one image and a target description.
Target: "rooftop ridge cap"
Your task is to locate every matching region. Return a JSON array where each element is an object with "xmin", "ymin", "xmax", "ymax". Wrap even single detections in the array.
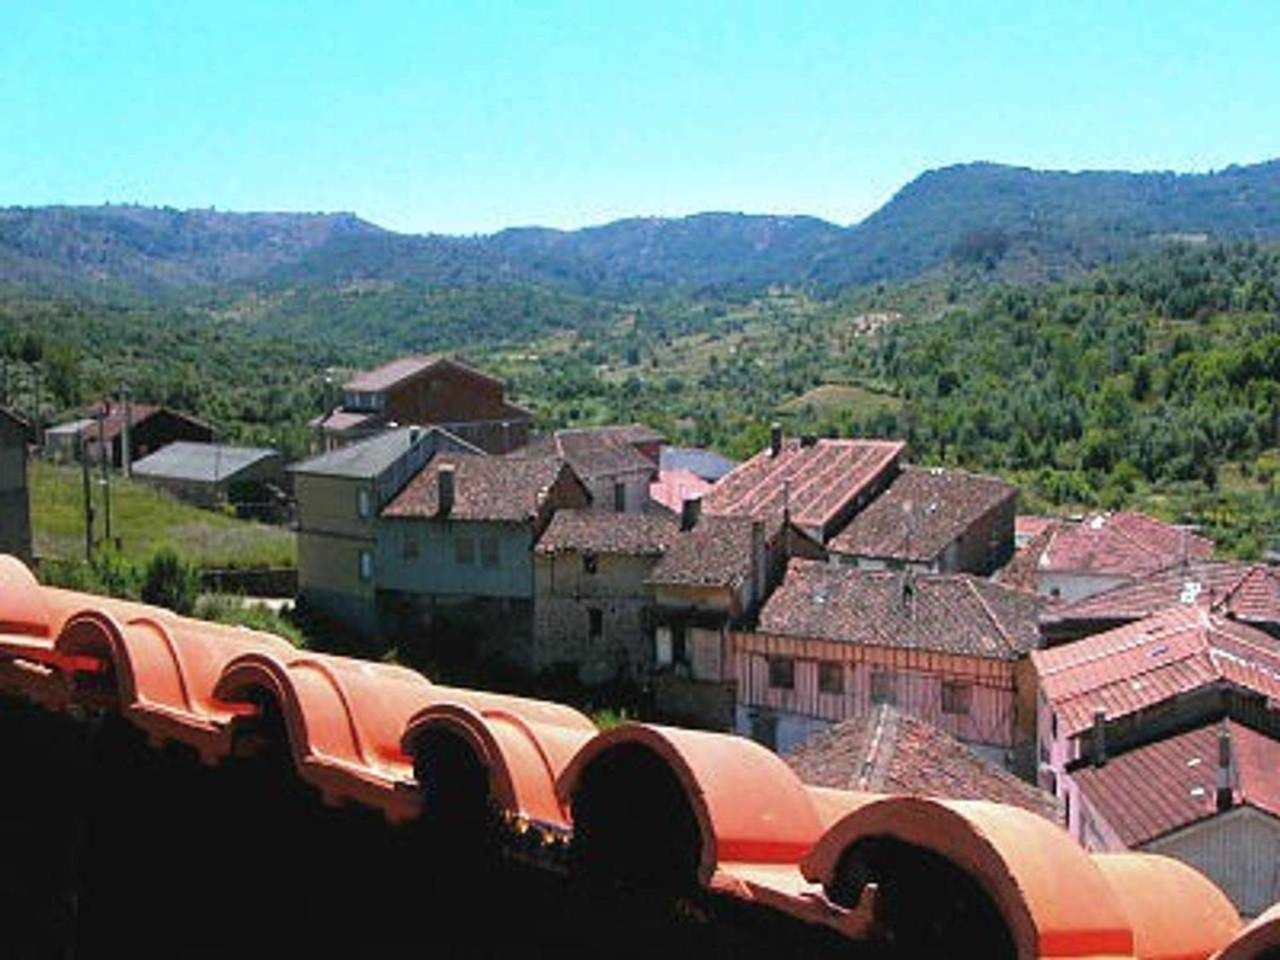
[{"xmin": 962, "ymin": 576, "xmax": 1017, "ymax": 655}]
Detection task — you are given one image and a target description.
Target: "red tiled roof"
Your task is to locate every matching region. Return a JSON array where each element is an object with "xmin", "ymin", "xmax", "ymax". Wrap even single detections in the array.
[
  {"xmin": 0, "ymin": 553, "xmax": 1259, "ymax": 955},
  {"xmin": 1034, "ymin": 512, "xmax": 1214, "ymax": 579},
  {"xmin": 1016, "ymin": 515, "xmax": 1056, "ymax": 541},
  {"xmin": 786, "ymin": 705, "xmax": 1063, "ymax": 822},
  {"xmin": 382, "ymin": 453, "xmax": 571, "ymax": 522},
  {"xmin": 1043, "ymin": 561, "xmax": 1280, "ymax": 632},
  {"xmin": 344, "ymin": 355, "xmax": 504, "ymax": 393},
  {"xmin": 535, "ymin": 509, "xmax": 678, "ymax": 556},
  {"xmin": 1032, "ymin": 606, "xmax": 1280, "ymax": 738},
  {"xmin": 649, "ymin": 467, "xmax": 713, "ymax": 513},
  {"xmin": 1073, "ymin": 721, "xmax": 1280, "ymax": 847},
  {"xmin": 513, "ymin": 426, "xmax": 658, "ymax": 479},
  {"xmin": 827, "ymin": 466, "xmax": 1016, "ymax": 562},
  {"xmin": 648, "ymin": 514, "xmax": 760, "ymax": 589},
  {"xmin": 310, "ymin": 408, "xmax": 380, "ymax": 432},
  {"xmin": 702, "ymin": 438, "xmax": 904, "ymax": 537},
  {"xmin": 758, "ymin": 559, "xmax": 1043, "ymax": 660}
]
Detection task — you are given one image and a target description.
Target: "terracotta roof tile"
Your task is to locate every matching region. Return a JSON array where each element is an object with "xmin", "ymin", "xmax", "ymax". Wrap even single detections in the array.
[
  {"xmin": 758, "ymin": 560, "xmax": 1043, "ymax": 659},
  {"xmin": 786, "ymin": 705, "xmax": 1063, "ymax": 822},
  {"xmin": 648, "ymin": 515, "xmax": 760, "ymax": 588},
  {"xmin": 1073, "ymin": 720, "xmax": 1280, "ymax": 846},
  {"xmin": 1033, "ymin": 606, "xmax": 1280, "ymax": 737},
  {"xmin": 1044, "ymin": 560, "xmax": 1280, "ymax": 633},
  {"xmin": 1035, "ymin": 512, "xmax": 1214, "ymax": 579},
  {"xmin": 512, "ymin": 425, "xmax": 659, "ymax": 479},
  {"xmin": 702, "ymin": 438, "xmax": 904, "ymax": 537},
  {"xmin": 383, "ymin": 453, "xmax": 570, "ymax": 522},
  {"xmin": 649, "ymin": 467, "xmax": 713, "ymax": 513},
  {"xmin": 828, "ymin": 467, "xmax": 1016, "ymax": 562},
  {"xmin": 535, "ymin": 509, "xmax": 678, "ymax": 556},
  {"xmin": 344, "ymin": 355, "xmax": 503, "ymax": 392}
]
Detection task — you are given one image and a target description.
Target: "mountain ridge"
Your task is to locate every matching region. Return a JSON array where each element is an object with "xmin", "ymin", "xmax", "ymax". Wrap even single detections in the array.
[{"xmin": 4, "ymin": 158, "xmax": 1279, "ymax": 294}]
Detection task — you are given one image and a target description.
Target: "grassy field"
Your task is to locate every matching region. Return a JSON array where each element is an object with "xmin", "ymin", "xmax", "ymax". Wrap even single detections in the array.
[
  {"xmin": 30, "ymin": 460, "xmax": 296, "ymax": 569},
  {"xmin": 779, "ymin": 383, "xmax": 903, "ymax": 419}
]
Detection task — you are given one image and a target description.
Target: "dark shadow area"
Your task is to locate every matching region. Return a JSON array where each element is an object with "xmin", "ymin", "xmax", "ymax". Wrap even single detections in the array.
[
  {"xmin": 569, "ymin": 742, "xmax": 702, "ymax": 891},
  {"xmin": 827, "ymin": 836, "xmax": 1016, "ymax": 960}
]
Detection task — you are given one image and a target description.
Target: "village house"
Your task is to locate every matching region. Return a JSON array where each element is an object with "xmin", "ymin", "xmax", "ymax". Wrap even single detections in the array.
[
  {"xmin": 513, "ymin": 424, "xmax": 663, "ymax": 513},
  {"xmin": 1031, "ymin": 605, "xmax": 1280, "ymax": 842},
  {"xmin": 1069, "ymin": 719, "xmax": 1280, "ymax": 916},
  {"xmin": 658, "ymin": 445, "xmax": 738, "ymax": 483},
  {"xmin": 701, "ymin": 429, "xmax": 904, "ymax": 544},
  {"xmin": 735, "ymin": 560, "xmax": 1045, "ymax": 762},
  {"xmin": 312, "ymin": 355, "xmax": 534, "ymax": 454},
  {"xmin": 1040, "ymin": 559, "xmax": 1280, "ymax": 645},
  {"xmin": 786, "ymin": 704, "xmax": 1064, "ymax": 823},
  {"xmin": 532, "ymin": 508, "xmax": 679, "ymax": 682},
  {"xmin": 827, "ymin": 466, "xmax": 1017, "ymax": 575},
  {"xmin": 999, "ymin": 511, "xmax": 1214, "ymax": 603},
  {"xmin": 377, "ymin": 452, "xmax": 590, "ymax": 667},
  {"xmin": 47, "ymin": 402, "xmax": 214, "ymax": 469},
  {"xmin": 0, "ymin": 407, "xmax": 31, "ymax": 562},
  {"xmin": 290, "ymin": 426, "xmax": 481, "ymax": 640},
  {"xmin": 649, "ymin": 466, "xmax": 713, "ymax": 514},
  {"xmin": 131, "ymin": 442, "xmax": 285, "ymax": 510}
]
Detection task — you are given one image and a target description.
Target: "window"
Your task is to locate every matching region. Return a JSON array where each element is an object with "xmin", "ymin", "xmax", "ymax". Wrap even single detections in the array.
[
  {"xmin": 768, "ymin": 657, "xmax": 795, "ymax": 690},
  {"xmin": 402, "ymin": 532, "xmax": 420, "ymax": 561},
  {"xmin": 655, "ymin": 627, "xmax": 673, "ymax": 666},
  {"xmin": 454, "ymin": 534, "xmax": 475, "ymax": 566},
  {"xmin": 672, "ymin": 627, "xmax": 688, "ymax": 666},
  {"xmin": 588, "ymin": 608, "xmax": 603, "ymax": 641},
  {"xmin": 358, "ymin": 550, "xmax": 373, "ymax": 582},
  {"xmin": 870, "ymin": 671, "xmax": 897, "ymax": 705},
  {"xmin": 357, "ymin": 487, "xmax": 372, "ymax": 519},
  {"xmin": 818, "ymin": 662, "xmax": 844, "ymax": 695},
  {"xmin": 613, "ymin": 481, "xmax": 626, "ymax": 513},
  {"xmin": 480, "ymin": 535, "xmax": 500, "ymax": 568},
  {"xmin": 582, "ymin": 551, "xmax": 598, "ymax": 575},
  {"xmin": 942, "ymin": 680, "xmax": 972, "ymax": 716}
]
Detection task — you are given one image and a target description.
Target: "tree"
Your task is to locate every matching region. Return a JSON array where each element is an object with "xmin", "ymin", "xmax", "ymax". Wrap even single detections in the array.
[{"xmin": 140, "ymin": 548, "xmax": 200, "ymax": 615}]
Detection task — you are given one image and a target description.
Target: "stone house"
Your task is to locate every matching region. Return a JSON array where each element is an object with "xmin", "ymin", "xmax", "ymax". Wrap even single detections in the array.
[
  {"xmin": 52, "ymin": 402, "xmax": 214, "ymax": 469},
  {"xmin": 827, "ymin": 466, "xmax": 1017, "ymax": 575},
  {"xmin": 532, "ymin": 509, "xmax": 679, "ymax": 683},
  {"xmin": 377, "ymin": 452, "xmax": 590, "ymax": 667},
  {"xmin": 0, "ymin": 407, "xmax": 31, "ymax": 562},
  {"xmin": 131, "ymin": 442, "xmax": 285, "ymax": 510}
]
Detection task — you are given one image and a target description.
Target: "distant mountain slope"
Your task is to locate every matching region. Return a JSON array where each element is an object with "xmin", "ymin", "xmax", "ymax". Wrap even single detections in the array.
[
  {"xmin": 0, "ymin": 205, "xmax": 384, "ymax": 291},
  {"xmin": 3, "ymin": 159, "xmax": 1279, "ymax": 294}
]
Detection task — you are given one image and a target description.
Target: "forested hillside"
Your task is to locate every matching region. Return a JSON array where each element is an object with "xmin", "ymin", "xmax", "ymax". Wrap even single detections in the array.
[{"xmin": 4, "ymin": 159, "xmax": 1279, "ymax": 294}]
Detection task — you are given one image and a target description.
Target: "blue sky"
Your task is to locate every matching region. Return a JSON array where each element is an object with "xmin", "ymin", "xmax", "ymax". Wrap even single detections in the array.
[{"xmin": 1, "ymin": 2, "xmax": 1276, "ymax": 234}]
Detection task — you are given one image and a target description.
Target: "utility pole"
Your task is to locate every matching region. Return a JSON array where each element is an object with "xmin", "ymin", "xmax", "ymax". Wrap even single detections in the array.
[
  {"xmin": 97, "ymin": 404, "xmax": 112, "ymax": 546},
  {"xmin": 81, "ymin": 432, "xmax": 94, "ymax": 562}
]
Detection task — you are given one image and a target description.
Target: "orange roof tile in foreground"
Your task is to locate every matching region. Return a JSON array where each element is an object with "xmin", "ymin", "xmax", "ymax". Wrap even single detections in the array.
[
  {"xmin": 0, "ymin": 554, "xmax": 1271, "ymax": 957},
  {"xmin": 1213, "ymin": 903, "xmax": 1280, "ymax": 960},
  {"xmin": 801, "ymin": 796, "xmax": 1240, "ymax": 959}
]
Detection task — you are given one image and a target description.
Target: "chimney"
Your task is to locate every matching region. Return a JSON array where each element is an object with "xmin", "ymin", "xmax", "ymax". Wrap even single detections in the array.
[
  {"xmin": 409, "ymin": 425, "xmax": 422, "ymax": 446},
  {"xmin": 437, "ymin": 464, "xmax": 456, "ymax": 517},
  {"xmin": 680, "ymin": 496, "xmax": 702, "ymax": 532},
  {"xmin": 1216, "ymin": 723, "xmax": 1233, "ymax": 812},
  {"xmin": 1092, "ymin": 710, "xmax": 1108, "ymax": 767},
  {"xmin": 770, "ymin": 423, "xmax": 783, "ymax": 458}
]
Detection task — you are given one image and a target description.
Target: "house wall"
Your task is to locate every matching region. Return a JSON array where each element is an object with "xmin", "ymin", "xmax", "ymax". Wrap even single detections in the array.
[
  {"xmin": 532, "ymin": 550, "xmax": 658, "ymax": 682},
  {"xmin": 384, "ymin": 363, "xmax": 510, "ymax": 425},
  {"xmin": 444, "ymin": 418, "xmax": 532, "ymax": 455},
  {"xmin": 294, "ymin": 473, "xmax": 379, "ymax": 640},
  {"xmin": 138, "ymin": 454, "xmax": 285, "ymax": 509},
  {"xmin": 582, "ymin": 469, "xmax": 655, "ymax": 514},
  {"xmin": 0, "ymin": 418, "xmax": 30, "ymax": 561},
  {"xmin": 734, "ymin": 631, "xmax": 1021, "ymax": 758},
  {"xmin": 1145, "ymin": 806, "xmax": 1280, "ymax": 918},
  {"xmin": 377, "ymin": 519, "xmax": 534, "ymax": 600},
  {"xmin": 110, "ymin": 412, "xmax": 214, "ymax": 468}
]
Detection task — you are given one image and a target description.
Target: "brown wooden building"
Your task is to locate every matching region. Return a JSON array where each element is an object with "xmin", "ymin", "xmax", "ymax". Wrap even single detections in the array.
[
  {"xmin": 313, "ymin": 355, "xmax": 534, "ymax": 454},
  {"xmin": 0, "ymin": 407, "xmax": 31, "ymax": 562}
]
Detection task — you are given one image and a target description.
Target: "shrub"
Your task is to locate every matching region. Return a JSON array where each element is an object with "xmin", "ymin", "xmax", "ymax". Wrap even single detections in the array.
[{"xmin": 140, "ymin": 548, "xmax": 200, "ymax": 615}]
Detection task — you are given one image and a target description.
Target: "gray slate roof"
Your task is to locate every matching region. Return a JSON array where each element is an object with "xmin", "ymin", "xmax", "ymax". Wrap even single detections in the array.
[
  {"xmin": 132, "ymin": 442, "xmax": 279, "ymax": 483},
  {"xmin": 659, "ymin": 446, "xmax": 738, "ymax": 482},
  {"xmin": 289, "ymin": 426, "xmax": 481, "ymax": 479}
]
